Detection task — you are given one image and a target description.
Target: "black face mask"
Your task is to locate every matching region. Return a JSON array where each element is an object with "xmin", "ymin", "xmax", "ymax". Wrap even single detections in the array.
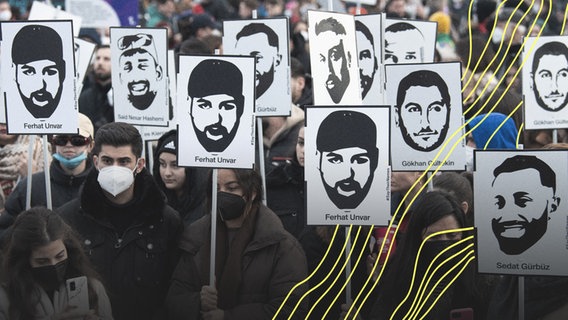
[
  {"xmin": 217, "ymin": 191, "xmax": 247, "ymax": 221},
  {"xmin": 31, "ymin": 259, "xmax": 68, "ymax": 292}
]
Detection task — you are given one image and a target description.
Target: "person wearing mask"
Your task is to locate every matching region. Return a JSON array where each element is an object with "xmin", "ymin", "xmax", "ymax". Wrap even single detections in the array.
[
  {"xmin": 166, "ymin": 168, "xmax": 308, "ymax": 319},
  {"xmin": 0, "ymin": 207, "xmax": 113, "ymax": 319},
  {"xmin": 2, "ymin": 114, "xmax": 94, "ymax": 226},
  {"xmin": 58, "ymin": 122, "xmax": 183, "ymax": 320},
  {"xmin": 153, "ymin": 129, "xmax": 208, "ymax": 226},
  {"xmin": 368, "ymin": 191, "xmax": 487, "ymax": 319}
]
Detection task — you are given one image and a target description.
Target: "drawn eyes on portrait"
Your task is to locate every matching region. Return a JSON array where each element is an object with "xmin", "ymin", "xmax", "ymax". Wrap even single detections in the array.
[
  {"xmin": 220, "ymin": 101, "xmax": 237, "ymax": 111},
  {"xmin": 20, "ymin": 65, "xmax": 36, "ymax": 76},
  {"xmin": 196, "ymin": 98, "xmax": 212, "ymax": 110},
  {"xmin": 495, "ymin": 195, "xmax": 505, "ymax": 209},
  {"xmin": 359, "ymin": 49, "xmax": 372, "ymax": 60}
]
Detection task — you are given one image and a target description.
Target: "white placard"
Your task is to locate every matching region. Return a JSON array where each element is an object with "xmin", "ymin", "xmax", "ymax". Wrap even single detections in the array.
[
  {"xmin": 29, "ymin": 1, "xmax": 82, "ymax": 37},
  {"xmin": 66, "ymin": 0, "xmax": 121, "ymax": 28},
  {"xmin": 110, "ymin": 27, "xmax": 169, "ymax": 127},
  {"xmin": 74, "ymin": 37, "xmax": 96, "ymax": 98},
  {"xmin": 385, "ymin": 62, "xmax": 466, "ymax": 171},
  {"xmin": 522, "ymin": 36, "xmax": 568, "ymax": 129},
  {"xmin": 305, "ymin": 106, "xmax": 390, "ymax": 225},
  {"xmin": 355, "ymin": 14, "xmax": 382, "ymax": 105},
  {"xmin": 383, "ymin": 18, "xmax": 437, "ymax": 64},
  {"xmin": 474, "ymin": 150, "xmax": 568, "ymax": 276},
  {"xmin": 177, "ymin": 55, "xmax": 256, "ymax": 169},
  {"xmin": 308, "ymin": 10, "xmax": 362, "ymax": 105},
  {"xmin": 1, "ymin": 21, "xmax": 78, "ymax": 134},
  {"xmin": 223, "ymin": 18, "xmax": 291, "ymax": 117}
]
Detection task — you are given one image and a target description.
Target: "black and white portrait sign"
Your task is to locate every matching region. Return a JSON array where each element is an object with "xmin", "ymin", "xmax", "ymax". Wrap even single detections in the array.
[
  {"xmin": 383, "ymin": 18, "xmax": 437, "ymax": 64},
  {"xmin": 74, "ymin": 37, "xmax": 96, "ymax": 98},
  {"xmin": 523, "ymin": 36, "xmax": 568, "ymax": 130},
  {"xmin": 305, "ymin": 106, "xmax": 390, "ymax": 225},
  {"xmin": 474, "ymin": 150, "xmax": 568, "ymax": 276},
  {"xmin": 355, "ymin": 14, "xmax": 383, "ymax": 105},
  {"xmin": 223, "ymin": 17, "xmax": 291, "ymax": 117},
  {"xmin": 386, "ymin": 62, "xmax": 466, "ymax": 171},
  {"xmin": 308, "ymin": 10, "xmax": 362, "ymax": 105},
  {"xmin": 1, "ymin": 20, "xmax": 77, "ymax": 134},
  {"xmin": 111, "ymin": 27, "xmax": 169, "ymax": 127},
  {"xmin": 177, "ymin": 55, "xmax": 256, "ymax": 169}
]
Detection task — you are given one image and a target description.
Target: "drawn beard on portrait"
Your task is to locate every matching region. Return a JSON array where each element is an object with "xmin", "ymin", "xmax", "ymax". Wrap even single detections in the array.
[
  {"xmin": 256, "ymin": 64, "xmax": 274, "ymax": 98},
  {"xmin": 127, "ymin": 80, "xmax": 157, "ymax": 110},
  {"xmin": 192, "ymin": 116, "xmax": 241, "ymax": 153},
  {"xmin": 397, "ymin": 109, "xmax": 450, "ymax": 152},
  {"xmin": 492, "ymin": 206, "xmax": 549, "ymax": 255},
  {"xmin": 17, "ymin": 83, "xmax": 62, "ymax": 119},
  {"xmin": 320, "ymin": 169, "xmax": 374, "ymax": 209}
]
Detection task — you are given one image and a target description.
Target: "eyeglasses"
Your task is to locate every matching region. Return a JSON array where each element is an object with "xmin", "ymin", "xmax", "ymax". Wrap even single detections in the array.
[{"xmin": 50, "ymin": 135, "xmax": 91, "ymax": 147}]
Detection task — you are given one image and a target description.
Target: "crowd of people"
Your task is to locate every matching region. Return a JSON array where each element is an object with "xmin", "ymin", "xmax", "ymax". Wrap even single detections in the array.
[{"xmin": 0, "ymin": 0, "xmax": 567, "ymax": 319}]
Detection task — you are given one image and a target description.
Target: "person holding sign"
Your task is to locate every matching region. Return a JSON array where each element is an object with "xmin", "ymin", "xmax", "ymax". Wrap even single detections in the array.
[
  {"xmin": 369, "ymin": 191, "xmax": 486, "ymax": 319},
  {"xmin": 0, "ymin": 207, "xmax": 113, "ymax": 319},
  {"xmin": 2, "ymin": 114, "xmax": 94, "ymax": 226},
  {"xmin": 166, "ymin": 168, "xmax": 308, "ymax": 319},
  {"xmin": 58, "ymin": 122, "xmax": 182, "ymax": 320}
]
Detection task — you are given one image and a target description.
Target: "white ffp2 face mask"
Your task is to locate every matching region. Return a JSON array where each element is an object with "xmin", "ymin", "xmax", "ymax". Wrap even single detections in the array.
[{"xmin": 97, "ymin": 165, "xmax": 136, "ymax": 197}]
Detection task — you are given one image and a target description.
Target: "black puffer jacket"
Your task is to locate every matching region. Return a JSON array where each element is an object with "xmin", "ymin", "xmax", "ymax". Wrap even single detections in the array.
[{"xmin": 58, "ymin": 168, "xmax": 183, "ymax": 320}]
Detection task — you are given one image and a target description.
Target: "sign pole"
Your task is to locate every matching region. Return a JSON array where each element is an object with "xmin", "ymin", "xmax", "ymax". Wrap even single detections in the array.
[{"xmin": 210, "ymin": 169, "xmax": 218, "ymax": 285}]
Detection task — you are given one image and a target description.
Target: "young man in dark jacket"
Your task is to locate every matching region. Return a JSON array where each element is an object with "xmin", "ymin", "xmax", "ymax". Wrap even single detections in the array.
[{"xmin": 58, "ymin": 122, "xmax": 183, "ymax": 320}]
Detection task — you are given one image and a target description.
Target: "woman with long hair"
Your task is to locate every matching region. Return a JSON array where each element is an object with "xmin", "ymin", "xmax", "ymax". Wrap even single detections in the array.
[
  {"xmin": 166, "ymin": 168, "xmax": 308, "ymax": 319},
  {"xmin": 0, "ymin": 207, "xmax": 112, "ymax": 319},
  {"xmin": 369, "ymin": 191, "xmax": 486, "ymax": 319}
]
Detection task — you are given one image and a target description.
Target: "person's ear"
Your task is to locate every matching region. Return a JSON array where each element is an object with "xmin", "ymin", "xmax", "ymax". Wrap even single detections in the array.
[
  {"xmin": 347, "ymin": 51, "xmax": 351, "ymax": 67},
  {"xmin": 550, "ymin": 196, "xmax": 561, "ymax": 213},
  {"xmin": 461, "ymin": 201, "xmax": 469, "ymax": 215},
  {"xmin": 316, "ymin": 150, "xmax": 321, "ymax": 170},
  {"xmin": 297, "ymin": 76, "xmax": 306, "ymax": 91},
  {"xmin": 275, "ymin": 54, "xmax": 282, "ymax": 67},
  {"xmin": 156, "ymin": 65, "xmax": 163, "ymax": 81},
  {"xmin": 93, "ymin": 155, "xmax": 99, "ymax": 168},
  {"xmin": 135, "ymin": 158, "xmax": 146, "ymax": 174},
  {"xmin": 529, "ymin": 72, "xmax": 534, "ymax": 90},
  {"xmin": 394, "ymin": 110, "xmax": 400, "ymax": 127}
]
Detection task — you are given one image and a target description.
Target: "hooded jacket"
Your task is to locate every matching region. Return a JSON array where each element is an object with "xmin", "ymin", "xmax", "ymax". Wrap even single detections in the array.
[
  {"xmin": 58, "ymin": 168, "xmax": 183, "ymax": 320},
  {"xmin": 165, "ymin": 205, "xmax": 308, "ymax": 319},
  {"xmin": 152, "ymin": 130, "xmax": 208, "ymax": 226}
]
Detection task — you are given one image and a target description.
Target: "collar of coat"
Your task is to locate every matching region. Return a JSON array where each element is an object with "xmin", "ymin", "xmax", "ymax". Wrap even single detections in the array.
[{"xmin": 80, "ymin": 167, "xmax": 166, "ymax": 222}]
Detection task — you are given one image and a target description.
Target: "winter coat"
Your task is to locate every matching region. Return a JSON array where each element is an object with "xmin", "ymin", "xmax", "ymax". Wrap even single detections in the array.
[
  {"xmin": 78, "ymin": 81, "xmax": 114, "ymax": 134},
  {"xmin": 165, "ymin": 205, "xmax": 309, "ymax": 319},
  {"xmin": 58, "ymin": 168, "xmax": 183, "ymax": 320},
  {"xmin": 4, "ymin": 158, "xmax": 93, "ymax": 217},
  {"xmin": 0, "ymin": 279, "xmax": 113, "ymax": 320}
]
